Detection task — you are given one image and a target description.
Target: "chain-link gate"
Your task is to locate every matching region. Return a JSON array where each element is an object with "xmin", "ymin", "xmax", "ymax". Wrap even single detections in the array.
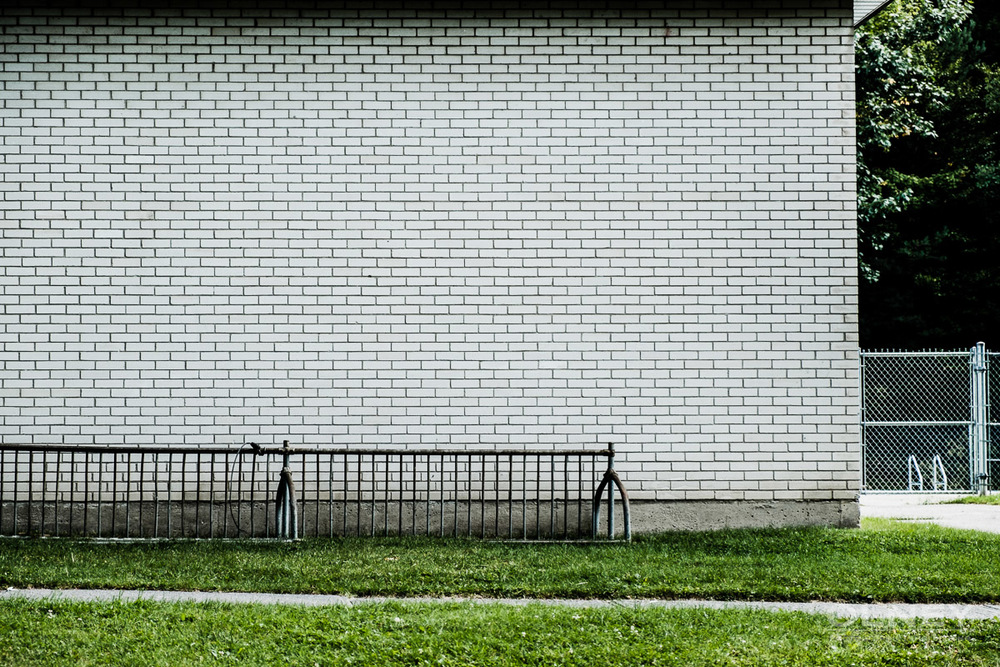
[{"xmin": 861, "ymin": 343, "xmax": 992, "ymax": 493}]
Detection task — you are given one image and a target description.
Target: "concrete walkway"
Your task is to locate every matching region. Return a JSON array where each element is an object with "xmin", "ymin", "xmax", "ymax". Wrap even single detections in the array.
[
  {"xmin": 860, "ymin": 493, "xmax": 1000, "ymax": 533},
  {"xmin": 4, "ymin": 587, "xmax": 1000, "ymax": 621}
]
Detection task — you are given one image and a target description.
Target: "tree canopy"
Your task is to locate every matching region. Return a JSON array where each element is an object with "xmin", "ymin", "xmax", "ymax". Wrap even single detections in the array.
[{"xmin": 857, "ymin": 0, "xmax": 1000, "ymax": 349}]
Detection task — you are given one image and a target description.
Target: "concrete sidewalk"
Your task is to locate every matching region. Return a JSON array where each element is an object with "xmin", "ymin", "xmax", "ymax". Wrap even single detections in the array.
[
  {"xmin": 861, "ymin": 493, "xmax": 1000, "ymax": 533},
  {"xmin": 4, "ymin": 587, "xmax": 1000, "ymax": 621}
]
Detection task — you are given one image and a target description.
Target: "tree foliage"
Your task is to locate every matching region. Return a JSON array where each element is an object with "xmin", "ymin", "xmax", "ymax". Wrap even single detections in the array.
[{"xmin": 857, "ymin": 0, "xmax": 1000, "ymax": 349}]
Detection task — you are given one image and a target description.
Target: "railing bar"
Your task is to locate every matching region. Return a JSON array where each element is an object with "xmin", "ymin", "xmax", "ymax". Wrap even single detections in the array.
[
  {"xmin": 17, "ymin": 450, "xmax": 21, "ymax": 535},
  {"xmin": 0, "ymin": 451, "xmax": 5, "ymax": 535},
  {"xmin": 493, "ymin": 456, "xmax": 500, "ymax": 539},
  {"xmin": 67, "ymin": 452, "xmax": 74, "ymax": 537},
  {"xmin": 248, "ymin": 452, "xmax": 256, "ymax": 538},
  {"xmin": 28, "ymin": 450, "xmax": 35, "ymax": 536},
  {"xmin": 230, "ymin": 451, "xmax": 238, "ymax": 538},
  {"xmin": 139, "ymin": 451, "xmax": 147, "ymax": 538},
  {"xmin": 323, "ymin": 453, "xmax": 331, "ymax": 538},
  {"xmin": 410, "ymin": 455, "xmax": 417, "ymax": 536},
  {"xmin": 1, "ymin": 451, "xmax": 7, "ymax": 536},
  {"xmin": 72, "ymin": 452, "xmax": 80, "ymax": 537},
  {"xmin": 301, "ymin": 455, "xmax": 310, "ymax": 539},
  {"xmin": 466, "ymin": 456, "xmax": 472, "ymax": 538},
  {"xmin": 426, "ymin": 455, "xmax": 432, "ymax": 537},
  {"xmin": 356, "ymin": 456, "xmax": 362, "ymax": 537},
  {"xmin": 315, "ymin": 452, "xmax": 321, "ymax": 538},
  {"xmin": 245, "ymin": 449, "xmax": 253, "ymax": 538},
  {"xmin": 454, "ymin": 454, "xmax": 459, "ymax": 538},
  {"xmin": 342, "ymin": 455, "xmax": 348, "ymax": 537},
  {"xmin": 14, "ymin": 450, "xmax": 20, "ymax": 535},
  {"xmin": 567, "ymin": 455, "xmax": 573, "ymax": 538},
  {"xmin": 0, "ymin": 444, "xmax": 267, "ymax": 455},
  {"xmin": 562, "ymin": 456, "xmax": 568, "ymax": 539},
  {"xmin": 479, "ymin": 454, "xmax": 486, "ymax": 539},
  {"xmin": 366, "ymin": 456, "xmax": 373, "ymax": 538},
  {"xmin": 52, "ymin": 452, "xmax": 61, "ymax": 537},
  {"xmin": 209, "ymin": 453, "xmax": 216, "ymax": 539},
  {"xmin": 12, "ymin": 451, "xmax": 16, "ymax": 535},
  {"xmin": 132, "ymin": 452, "xmax": 139, "ymax": 538},
  {"xmin": 183, "ymin": 452, "xmax": 191, "ymax": 539},
  {"xmin": 327, "ymin": 454, "xmax": 334, "ymax": 538},
  {"xmin": 10, "ymin": 450, "xmax": 16, "ymax": 535},
  {"xmin": 112, "ymin": 453, "xmax": 119, "ymax": 536},
  {"xmin": 97, "ymin": 453, "xmax": 105, "ymax": 538},
  {"xmin": 126, "ymin": 453, "xmax": 133, "ymax": 539},
  {"xmin": 52, "ymin": 451, "xmax": 58, "ymax": 535},
  {"xmin": 48, "ymin": 452, "xmax": 54, "ymax": 536},
  {"xmin": 246, "ymin": 448, "xmax": 257, "ymax": 537},
  {"xmin": 127, "ymin": 452, "xmax": 134, "ymax": 537},
  {"xmin": 535, "ymin": 454, "xmax": 541, "ymax": 540},
  {"xmin": 607, "ymin": 448, "xmax": 615, "ymax": 539},
  {"xmin": 40, "ymin": 450, "xmax": 47, "ymax": 536},
  {"xmin": 194, "ymin": 453, "xmax": 202, "ymax": 539},
  {"xmin": 507, "ymin": 454, "xmax": 513, "ymax": 539},
  {"xmin": 190, "ymin": 452, "xmax": 201, "ymax": 539},
  {"xmin": 266, "ymin": 454, "xmax": 273, "ymax": 539},
  {"xmin": 239, "ymin": 446, "xmax": 611, "ymax": 458},
  {"xmin": 398, "ymin": 455, "xmax": 404, "ymax": 537},
  {"xmin": 521, "ymin": 454, "xmax": 527, "ymax": 540},
  {"xmin": 448, "ymin": 456, "xmax": 453, "ymax": 538},
  {"xmin": 224, "ymin": 452, "xmax": 231, "ymax": 538},
  {"xmin": 0, "ymin": 444, "xmax": 613, "ymax": 457},
  {"xmin": 167, "ymin": 454, "xmax": 174, "ymax": 538},
  {"xmin": 207, "ymin": 452, "xmax": 214, "ymax": 539},
  {"xmin": 82, "ymin": 453, "xmax": 88, "ymax": 536},
  {"xmin": 549, "ymin": 457, "xmax": 555, "ymax": 539},
  {"xmin": 427, "ymin": 457, "xmax": 432, "ymax": 537},
  {"xmin": 382, "ymin": 455, "xmax": 388, "ymax": 537},
  {"xmin": 369, "ymin": 455, "xmax": 376, "ymax": 538},
  {"xmin": 181, "ymin": 452, "xmax": 188, "ymax": 539},
  {"xmin": 153, "ymin": 453, "xmax": 161, "ymax": 538}
]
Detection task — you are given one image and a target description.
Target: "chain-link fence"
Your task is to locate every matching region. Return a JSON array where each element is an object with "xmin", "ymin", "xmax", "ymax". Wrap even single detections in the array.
[{"xmin": 861, "ymin": 343, "xmax": 994, "ymax": 493}]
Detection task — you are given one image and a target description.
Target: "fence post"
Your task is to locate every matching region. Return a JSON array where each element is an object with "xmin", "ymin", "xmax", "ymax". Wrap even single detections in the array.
[
  {"xmin": 859, "ymin": 350, "xmax": 867, "ymax": 491},
  {"xmin": 971, "ymin": 342, "xmax": 989, "ymax": 493}
]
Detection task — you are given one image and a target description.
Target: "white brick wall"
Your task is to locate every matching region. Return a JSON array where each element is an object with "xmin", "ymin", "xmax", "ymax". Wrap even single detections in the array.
[{"xmin": 0, "ymin": 0, "xmax": 858, "ymax": 504}]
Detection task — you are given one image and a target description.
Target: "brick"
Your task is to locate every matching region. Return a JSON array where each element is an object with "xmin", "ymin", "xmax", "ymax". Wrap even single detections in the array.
[{"xmin": 0, "ymin": 0, "xmax": 858, "ymax": 507}]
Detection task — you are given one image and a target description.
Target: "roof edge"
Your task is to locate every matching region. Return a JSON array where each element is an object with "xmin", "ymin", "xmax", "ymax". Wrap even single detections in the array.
[{"xmin": 854, "ymin": 0, "xmax": 894, "ymax": 28}]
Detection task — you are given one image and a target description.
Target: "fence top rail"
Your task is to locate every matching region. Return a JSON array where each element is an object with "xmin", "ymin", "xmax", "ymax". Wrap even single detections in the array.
[
  {"xmin": 861, "ymin": 421, "xmax": 973, "ymax": 427},
  {"xmin": 860, "ymin": 350, "xmax": 972, "ymax": 358},
  {"xmin": 0, "ymin": 443, "xmax": 614, "ymax": 458}
]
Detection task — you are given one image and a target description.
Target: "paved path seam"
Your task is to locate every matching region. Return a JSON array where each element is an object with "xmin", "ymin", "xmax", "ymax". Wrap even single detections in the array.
[{"xmin": 4, "ymin": 588, "xmax": 1000, "ymax": 620}]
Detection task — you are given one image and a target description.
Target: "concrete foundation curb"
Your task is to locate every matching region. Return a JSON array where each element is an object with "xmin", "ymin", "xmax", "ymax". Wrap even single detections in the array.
[{"xmin": 4, "ymin": 588, "xmax": 1000, "ymax": 621}]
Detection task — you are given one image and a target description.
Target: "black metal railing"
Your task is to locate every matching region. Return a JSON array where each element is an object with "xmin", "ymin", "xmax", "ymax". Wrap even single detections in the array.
[{"xmin": 0, "ymin": 442, "xmax": 630, "ymax": 541}]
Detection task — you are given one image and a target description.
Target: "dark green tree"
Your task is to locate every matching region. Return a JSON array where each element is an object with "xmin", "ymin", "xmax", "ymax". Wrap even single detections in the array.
[{"xmin": 857, "ymin": 0, "xmax": 1000, "ymax": 349}]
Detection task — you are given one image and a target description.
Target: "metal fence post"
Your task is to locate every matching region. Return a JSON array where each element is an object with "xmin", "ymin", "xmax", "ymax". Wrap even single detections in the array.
[
  {"xmin": 972, "ymin": 342, "xmax": 989, "ymax": 493},
  {"xmin": 859, "ymin": 351, "xmax": 867, "ymax": 491}
]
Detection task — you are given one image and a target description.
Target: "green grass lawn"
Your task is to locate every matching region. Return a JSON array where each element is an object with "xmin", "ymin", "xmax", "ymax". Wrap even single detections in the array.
[
  {"xmin": 3, "ymin": 598, "xmax": 1000, "ymax": 666},
  {"xmin": 944, "ymin": 495, "xmax": 1000, "ymax": 505},
  {"xmin": 2, "ymin": 518, "xmax": 999, "ymax": 603},
  {"xmin": 6, "ymin": 519, "xmax": 1000, "ymax": 666}
]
